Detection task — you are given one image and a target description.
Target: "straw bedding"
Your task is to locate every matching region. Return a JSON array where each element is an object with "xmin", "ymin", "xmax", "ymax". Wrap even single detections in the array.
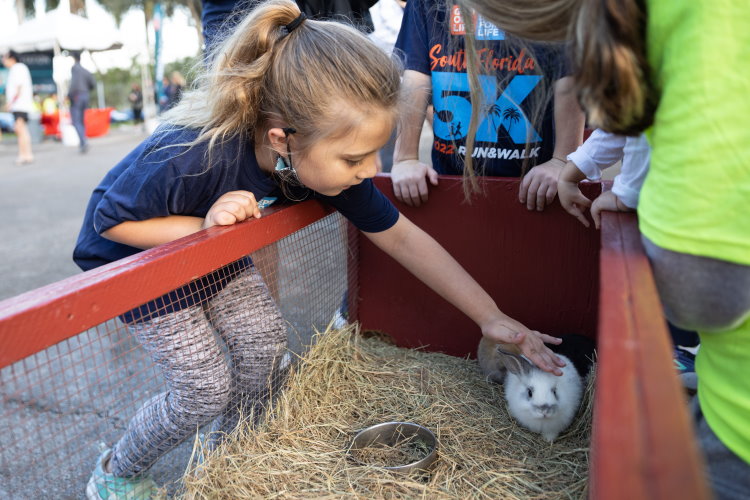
[{"xmin": 182, "ymin": 324, "xmax": 594, "ymax": 499}]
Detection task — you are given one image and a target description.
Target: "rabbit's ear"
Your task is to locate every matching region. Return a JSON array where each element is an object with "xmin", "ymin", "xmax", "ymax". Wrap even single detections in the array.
[{"xmin": 495, "ymin": 347, "xmax": 533, "ymax": 376}]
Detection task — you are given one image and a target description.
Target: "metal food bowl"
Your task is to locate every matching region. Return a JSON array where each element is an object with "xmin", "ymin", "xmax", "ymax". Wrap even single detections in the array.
[{"xmin": 349, "ymin": 422, "xmax": 438, "ymax": 473}]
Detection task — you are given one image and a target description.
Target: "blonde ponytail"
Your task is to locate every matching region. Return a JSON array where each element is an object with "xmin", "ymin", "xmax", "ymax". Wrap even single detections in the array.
[{"xmin": 162, "ymin": 0, "xmax": 401, "ymax": 163}]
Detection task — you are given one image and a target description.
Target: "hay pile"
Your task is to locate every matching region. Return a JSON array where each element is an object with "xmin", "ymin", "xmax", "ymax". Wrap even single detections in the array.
[{"xmin": 182, "ymin": 325, "xmax": 593, "ymax": 499}]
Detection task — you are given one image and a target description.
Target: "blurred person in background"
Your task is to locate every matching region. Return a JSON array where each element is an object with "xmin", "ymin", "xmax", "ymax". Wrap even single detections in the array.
[
  {"xmin": 128, "ymin": 83, "xmax": 144, "ymax": 127},
  {"xmin": 158, "ymin": 76, "xmax": 170, "ymax": 112},
  {"xmin": 68, "ymin": 51, "xmax": 96, "ymax": 153},
  {"xmin": 41, "ymin": 93, "xmax": 60, "ymax": 140},
  {"xmin": 2, "ymin": 50, "xmax": 35, "ymax": 164},
  {"xmin": 164, "ymin": 71, "xmax": 185, "ymax": 111}
]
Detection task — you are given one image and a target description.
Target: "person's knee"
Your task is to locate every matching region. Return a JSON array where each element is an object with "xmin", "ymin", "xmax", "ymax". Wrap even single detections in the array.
[{"xmin": 171, "ymin": 362, "xmax": 232, "ymax": 421}]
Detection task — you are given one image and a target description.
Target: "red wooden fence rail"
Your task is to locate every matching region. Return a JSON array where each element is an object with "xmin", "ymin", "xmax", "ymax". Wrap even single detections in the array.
[
  {"xmin": 0, "ymin": 201, "xmax": 334, "ymax": 370},
  {"xmin": 592, "ymin": 211, "xmax": 710, "ymax": 500}
]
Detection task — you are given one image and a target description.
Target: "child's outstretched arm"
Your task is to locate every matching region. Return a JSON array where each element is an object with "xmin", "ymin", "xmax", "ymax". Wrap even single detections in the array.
[
  {"xmin": 557, "ymin": 160, "xmax": 593, "ymax": 227},
  {"xmin": 590, "ymin": 189, "xmax": 634, "ymax": 229},
  {"xmin": 558, "ymin": 129, "xmax": 632, "ymax": 227},
  {"xmin": 364, "ymin": 214, "xmax": 565, "ymax": 375},
  {"xmin": 559, "ymin": 131, "xmax": 649, "ymax": 228},
  {"xmin": 101, "ymin": 190, "xmax": 261, "ymax": 249}
]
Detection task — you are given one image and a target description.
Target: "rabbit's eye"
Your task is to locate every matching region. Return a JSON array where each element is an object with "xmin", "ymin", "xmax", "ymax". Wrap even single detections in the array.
[
  {"xmin": 552, "ymin": 388, "xmax": 558, "ymax": 399},
  {"xmin": 527, "ymin": 388, "xmax": 533, "ymax": 398}
]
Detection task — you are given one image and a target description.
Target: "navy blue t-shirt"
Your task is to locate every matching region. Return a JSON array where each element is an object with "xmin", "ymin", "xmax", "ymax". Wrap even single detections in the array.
[
  {"xmin": 395, "ymin": 0, "xmax": 570, "ymax": 177},
  {"xmin": 73, "ymin": 126, "xmax": 399, "ymax": 321}
]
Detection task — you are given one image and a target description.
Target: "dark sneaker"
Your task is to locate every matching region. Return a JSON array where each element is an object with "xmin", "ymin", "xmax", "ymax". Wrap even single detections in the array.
[{"xmin": 674, "ymin": 347, "xmax": 698, "ymax": 392}]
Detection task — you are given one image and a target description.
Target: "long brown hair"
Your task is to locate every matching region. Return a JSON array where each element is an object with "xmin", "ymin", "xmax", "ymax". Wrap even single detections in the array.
[
  {"xmin": 459, "ymin": 9, "xmax": 557, "ymax": 199},
  {"xmin": 161, "ymin": 0, "xmax": 401, "ymax": 162},
  {"xmin": 458, "ymin": 0, "xmax": 656, "ymax": 135}
]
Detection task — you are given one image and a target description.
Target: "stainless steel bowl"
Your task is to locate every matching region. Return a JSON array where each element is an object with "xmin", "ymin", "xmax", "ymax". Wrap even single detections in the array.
[{"xmin": 349, "ymin": 421, "xmax": 438, "ymax": 473}]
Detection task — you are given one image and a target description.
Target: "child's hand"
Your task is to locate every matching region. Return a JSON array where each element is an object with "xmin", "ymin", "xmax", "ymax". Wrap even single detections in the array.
[
  {"xmin": 481, "ymin": 317, "xmax": 565, "ymax": 375},
  {"xmin": 391, "ymin": 159, "xmax": 439, "ymax": 207},
  {"xmin": 519, "ymin": 158, "xmax": 564, "ymax": 211},
  {"xmin": 203, "ymin": 190, "xmax": 261, "ymax": 229},
  {"xmin": 558, "ymin": 161, "xmax": 592, "ymax": 227},
  {"xmin": 590, "ymin": 190, "xmax": 634, "ymax": 229}
]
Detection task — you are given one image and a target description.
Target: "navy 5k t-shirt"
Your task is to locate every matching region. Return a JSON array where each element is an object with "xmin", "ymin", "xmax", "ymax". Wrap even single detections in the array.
[
  {"xmin": 395, "ymin": 0, "xmax": 570, "ymax": 177},
  {"xmin": 74, "ymin": 126, "xmax": 399, "ymax": 322}
]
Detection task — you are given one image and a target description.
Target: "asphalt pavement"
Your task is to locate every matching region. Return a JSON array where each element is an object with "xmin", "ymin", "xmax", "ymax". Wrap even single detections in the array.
[{"xmin": 0, "ymin": 125, "xmax": 150, "ymax": 301}]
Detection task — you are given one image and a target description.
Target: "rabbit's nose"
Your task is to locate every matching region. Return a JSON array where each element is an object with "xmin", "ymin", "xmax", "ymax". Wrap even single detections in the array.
[{"xmin": 536, "ymin": 404, "xmax": 557, "ymax": 416}]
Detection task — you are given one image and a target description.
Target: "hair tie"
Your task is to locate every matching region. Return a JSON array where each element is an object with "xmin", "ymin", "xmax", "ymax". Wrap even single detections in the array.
[{"xmin": 284, "ymin": 12, "xmax": 306, "ymax": 36}]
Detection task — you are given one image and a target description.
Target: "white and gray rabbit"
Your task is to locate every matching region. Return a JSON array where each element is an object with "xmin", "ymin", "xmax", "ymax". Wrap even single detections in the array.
[{"xmin": 477, "ymin": 334, "xmax": 595, "ymax": 442}]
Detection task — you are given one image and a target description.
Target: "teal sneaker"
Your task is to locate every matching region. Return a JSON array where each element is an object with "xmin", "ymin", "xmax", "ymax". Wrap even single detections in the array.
[{"xmin": 86, "ymin": 449, "xmax": 160, "ymax": 499}]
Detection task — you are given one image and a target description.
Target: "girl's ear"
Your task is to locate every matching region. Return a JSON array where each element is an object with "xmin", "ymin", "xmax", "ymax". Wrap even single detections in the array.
[{"xmin": 267, "ymin": 127, "xmax": 289, "ymax": 155}]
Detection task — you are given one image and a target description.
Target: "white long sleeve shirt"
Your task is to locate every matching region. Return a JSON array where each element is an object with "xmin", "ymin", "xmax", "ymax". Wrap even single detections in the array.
[
  {"xmin": 567, "ymin": 129, "xmax": 650, "ymax": 209},
  {"xmin": 5, "ymin": 62, "xmax": 34, "ymax": 113}
]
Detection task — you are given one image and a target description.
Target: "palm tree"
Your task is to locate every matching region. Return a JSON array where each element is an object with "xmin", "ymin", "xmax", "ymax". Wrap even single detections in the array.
[
  {"xmin": 488, "ymin": 103, "xmax": 503, "ymax": 137},
  {"xmin": 502, "ymin": 107, "xmax": 521, "ymax": 138},
  {"xmin": 96, "ymin": 0, "xmax": 202, "ymax": 121},
  {"xmin": 98, "ymin": 0, "xmax": 203, "ymax": 49}
]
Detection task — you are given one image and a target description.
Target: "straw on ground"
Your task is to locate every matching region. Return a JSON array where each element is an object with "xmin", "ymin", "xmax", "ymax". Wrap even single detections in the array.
[{"xmin": 182, "ymin": 324, "xmax": 593, "ymax": 499}]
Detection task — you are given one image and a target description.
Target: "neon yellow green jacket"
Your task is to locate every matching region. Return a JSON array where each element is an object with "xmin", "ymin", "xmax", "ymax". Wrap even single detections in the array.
[{"xmin": 643, "ymin": 0, "xmax": 750, "ymax": 465}]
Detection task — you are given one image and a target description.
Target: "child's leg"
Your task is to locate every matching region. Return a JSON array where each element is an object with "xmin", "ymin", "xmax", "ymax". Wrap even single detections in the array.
[
  {"xmin": 205, "ymin": 267, "xmax": 288, "ymax": 437},
  {"xmin": 110, "ymin": 306, "xmax": 231, "ymax": 477},
  {"xmin": 641, "ymin": 236, "xmax": 750, "ymax": 332}
]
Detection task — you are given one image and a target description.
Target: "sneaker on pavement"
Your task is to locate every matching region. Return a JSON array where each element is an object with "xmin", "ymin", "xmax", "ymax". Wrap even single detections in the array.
[{"xmin": 86, "ymin": 449, "xmax": 160, "ymax": 500}]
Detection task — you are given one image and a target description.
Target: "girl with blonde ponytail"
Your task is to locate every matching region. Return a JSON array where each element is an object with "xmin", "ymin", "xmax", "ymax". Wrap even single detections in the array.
[
  {"xmin": 76, "ymin": 1, "xmax": 567, "ymax": 497},
  {"xmin": 460, "ymin": 0, "xmax": 750, "ymax": 496}
]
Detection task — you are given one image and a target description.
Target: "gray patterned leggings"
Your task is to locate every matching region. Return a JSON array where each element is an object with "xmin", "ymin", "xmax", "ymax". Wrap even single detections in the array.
[{"xmin": 110, "ymin": 268, "xmax": 288, "ymax": 477}]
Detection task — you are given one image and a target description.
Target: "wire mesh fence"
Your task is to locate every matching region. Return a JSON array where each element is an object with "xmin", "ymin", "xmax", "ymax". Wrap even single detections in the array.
[{"xmin": 0, "ymin": 212, "xmax": 354, "ymax": 499}]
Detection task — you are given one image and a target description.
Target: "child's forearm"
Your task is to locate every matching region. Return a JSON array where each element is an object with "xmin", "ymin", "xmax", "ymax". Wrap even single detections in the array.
[
  {"xmin": 393, "ymin": 70, "xmax": 431, "ymax": 163},
  {"xmin": 552, "ymin": 77, "xmax": 585, "ymax": 159},
  {"xmin": 569, "ymin": 129, "xmax": 627, "ymax": 179},
  {"xmin": 101, "ymin": 216, "xmax": 205, "ymax": 250},
  {"xmin": 559, "ymin": 160, "xmax": 587, "ymax": 184}
]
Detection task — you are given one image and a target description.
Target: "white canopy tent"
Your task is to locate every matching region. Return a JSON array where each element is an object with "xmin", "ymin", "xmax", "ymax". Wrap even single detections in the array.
[
  {"xmin": 0, "ymin": 7, "xmax": 123, "ymax": 54},
  {"xmin": 0, "ymin": 5, "xmax": 124, "ymax": 144}
]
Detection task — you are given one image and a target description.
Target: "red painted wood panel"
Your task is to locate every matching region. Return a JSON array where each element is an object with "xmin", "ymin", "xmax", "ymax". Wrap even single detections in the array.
[
  {"xmin": 0, "ymin": 201, "xmax": 334, "ymax": 369},
  {"xmin": 356, "ymin": 175, "xmax": 601, "ymax": 358},
  {"xmin": 592, "ymin": 211, "xmax": 710, "ymax": 500}
]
